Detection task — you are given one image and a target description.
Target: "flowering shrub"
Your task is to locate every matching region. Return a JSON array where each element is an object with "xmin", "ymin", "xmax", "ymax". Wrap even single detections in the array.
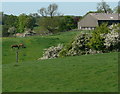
[
  {"xmin": 39, "ymin": 44, "xmax": 63, "ymax": 60},
  {"xmin": 103, "ymin": 31, "xmax": 120, "ymax": 51},
  {"xmin": 39, "ymin": 23, "xmax": 120, "ymax": 60},
  {"xmin": 100, "ymin": 24, "xmax": 120, "ymax": 51},
  {"xmin": 59, "ymin": 33, "xmax": 92, "ymax": 57},
  {"xmin": 109, "ymin": 24, "xmax": 120, "ymax": 32}
]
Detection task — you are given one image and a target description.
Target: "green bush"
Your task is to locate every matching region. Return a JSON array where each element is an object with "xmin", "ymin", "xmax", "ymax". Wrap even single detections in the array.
[
  {"xmin": 59, "ymin": 40, "xmax": 73, "ymax": 57},
  {"xmin": 88, "ymin": 23, "xmax": 110, "ymax": 51},
  {"xmin": 97, "ymin": 23, "xmax": 110, "ymax": 34},
  {"xmin": 88, "ymin": 33, "xmax": 105, "ymax": 51}
]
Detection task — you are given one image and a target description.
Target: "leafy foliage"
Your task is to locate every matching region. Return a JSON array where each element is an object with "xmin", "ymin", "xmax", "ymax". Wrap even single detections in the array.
[
  {"xmin": 2, "ymin": 14, "xmax": 18, "ymax": 37},
  {"xmin": 2, "ymin": 14, "xmax": 18, "ymax": 28},
  {"xmin": 39, "ymin": 17, "xmax": 62, "ymax": 33},
  {"xmin": 25, "ymin": 16, "xmax": 36, "ymax": 30},
  {"xmin": 18, "ymin": 14, "xmax": 36, "ymax": 33},
  {"xmin": 88, "ymin": 23, "xmax": 110, "ymax": 50},
  {"xmin": 18, "ymin": 14, "xmax": 28, "ymax": 33},
  {"xmin": 60, "ymin": 16, "xmax": 81, "ymax": 31}
]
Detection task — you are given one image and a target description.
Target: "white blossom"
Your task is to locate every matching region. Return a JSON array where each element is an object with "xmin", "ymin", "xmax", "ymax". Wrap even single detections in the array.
[{"xmin": 38, "ymin": 44, "xmax": 63, "ymax": 60}]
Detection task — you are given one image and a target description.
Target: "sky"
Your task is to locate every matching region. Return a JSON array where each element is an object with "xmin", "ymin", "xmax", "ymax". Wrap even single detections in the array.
[{"xmin": 1, "ymin": 2, "xmax": 119, "ymax": 16}]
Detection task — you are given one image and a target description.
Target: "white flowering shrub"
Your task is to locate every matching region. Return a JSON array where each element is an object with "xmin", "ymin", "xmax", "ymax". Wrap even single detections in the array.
[
  {"xmin": 39, "ymin": 24, "xmax": 120, "ymax": 60},
  {"xmin": 104, "ymin": 31, "xmax": 120, "ymax": 51},
  {"xmin": 39, "ymin": 44, "xmax": 63, "ymax": 60},
  {"xmin": 109, "ymin": 24, "xmax": 120, "ymax": 32},
  {"xmin": 67, "ymin": 33, "xmax": 92, "ymax": 55},
  {"xmin": 59, "ymin": 33, "xmax": 93, "ymax": 57}
]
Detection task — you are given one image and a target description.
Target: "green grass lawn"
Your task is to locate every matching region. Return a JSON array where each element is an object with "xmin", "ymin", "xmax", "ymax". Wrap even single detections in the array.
[
  {"xmin": 2, "ymin": 31, "xmax": 118, "ymax": 92},
  {"xmin": 3, "ymin": 52, "xmax": 118, "ymax": 92}
]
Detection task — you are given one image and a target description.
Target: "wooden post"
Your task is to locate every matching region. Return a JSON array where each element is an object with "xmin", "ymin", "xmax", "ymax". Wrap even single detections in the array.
[{"xmin": 16, "ymin": 50, "xmax": 19, "ymax": 64}]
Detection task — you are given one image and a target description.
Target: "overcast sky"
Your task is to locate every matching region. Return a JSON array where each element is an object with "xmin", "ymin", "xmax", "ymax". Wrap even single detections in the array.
[{"xmin": 1, "ymin": 2, "xmax": 118, "ymax": 16}]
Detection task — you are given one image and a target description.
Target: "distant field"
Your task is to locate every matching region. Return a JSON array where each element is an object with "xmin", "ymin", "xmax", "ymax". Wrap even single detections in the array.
[
  {"xmin": 3, "ymin": 52, "xmax": 118, "ymax": 92},
  {"xmin": 2, "ymin": 31, "xmax": 80, "ymax": 64}
]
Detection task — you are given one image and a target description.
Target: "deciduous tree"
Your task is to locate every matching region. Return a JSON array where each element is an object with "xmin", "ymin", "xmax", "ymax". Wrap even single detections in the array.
[
  {"xmin": 38, "ymin": 3, "xmax": 62, "ymax": 33},
  {"xmin": 18, "ymin": 14, "xmax": 27, "ymax": 33},
  {"xmin": 97, "ymin": 0, "xmax": 113, "ymax": 13}
]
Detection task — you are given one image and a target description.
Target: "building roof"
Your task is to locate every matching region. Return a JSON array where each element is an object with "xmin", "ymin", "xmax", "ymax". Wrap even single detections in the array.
[
  {"xmin": 78, "ymin": 13, "xmax": 120, "ymax": 28},
  {"xmin": 89, "ymin": 13, "xmax": 119, "ymax": 20},
  {"xmin": 78, "ymin": 13, "xmax": 98, "ymax": 27}
]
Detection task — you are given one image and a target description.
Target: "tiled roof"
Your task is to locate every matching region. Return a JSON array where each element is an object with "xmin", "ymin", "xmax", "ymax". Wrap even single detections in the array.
[{"xmin": 89, "ymin": 13, "xmax": 119, "ymax": 20}]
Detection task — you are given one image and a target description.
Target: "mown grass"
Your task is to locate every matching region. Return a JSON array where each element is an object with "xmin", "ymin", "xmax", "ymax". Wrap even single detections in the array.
[{"xmin": 3, "ymin": 52, "xmax": 118, "ymax": 92}]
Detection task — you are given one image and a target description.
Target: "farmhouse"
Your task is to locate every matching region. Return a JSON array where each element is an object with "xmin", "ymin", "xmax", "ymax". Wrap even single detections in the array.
[{"xmin": 78, "ymin": 13, "xmax": 120, "ymax": 30}]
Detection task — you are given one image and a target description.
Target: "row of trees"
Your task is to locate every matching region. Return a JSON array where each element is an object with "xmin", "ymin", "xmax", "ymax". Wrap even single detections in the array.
[
  {"xmin": 2, "ymin": 13, "xmax": 38, "ymax": 37},
  {"xmin": 37, "ymin": 3, "xmax": 81, "ymax": 33},
  {"xmin": 1, "ymin": 0, "xmax": 120, "ymax": 37},
  {"xmin": 2, "ymin": 11, "xmax": 81, "ymax": 36}
]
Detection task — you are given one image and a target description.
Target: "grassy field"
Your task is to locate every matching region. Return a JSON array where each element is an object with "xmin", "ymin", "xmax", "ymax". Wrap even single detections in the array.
[
  {"xmin": 3, "ymin": 31, "xmax": 80, "ymax": 64},
  {"xmin": 3, "ymin": 52, "xmax": 118, "ymax": 92},
  {"xmin": 2, "ymin": 31, "xmax": 118, "ymax": 92}
]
